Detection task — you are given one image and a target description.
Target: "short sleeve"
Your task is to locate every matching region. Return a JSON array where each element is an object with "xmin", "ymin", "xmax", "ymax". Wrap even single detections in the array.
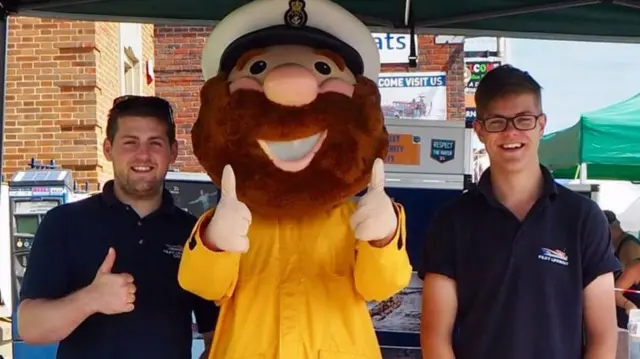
[
  {"xmin": 581, "ymin": 202, "xmax": 621, "ymax": 288},
  {"xmin": 20, "ymin": 208, "xmax": 71, "ymax": 301},
  {"xmin": 418, "ymin": 206, "xmax": 456, "ymax": 281},
  {"xmin": 192, "ymin": 294, "xmax": 220, "ymax": 333}
]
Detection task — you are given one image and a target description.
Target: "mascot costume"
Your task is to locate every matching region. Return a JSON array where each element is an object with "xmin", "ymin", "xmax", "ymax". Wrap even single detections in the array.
[{"xmin": 178, "ymin": 0, "xmax": 412, "ymax": 358}]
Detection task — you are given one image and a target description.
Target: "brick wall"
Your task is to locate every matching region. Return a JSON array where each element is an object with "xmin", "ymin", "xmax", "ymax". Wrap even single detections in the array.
[
  {"xmin": 93, "ymin": 23, "xmax": 156, "ymax": 187},
  {"xmin": 154, "ymin": 25, "xmax": 211, "ymax": 172},
  {"xmin": 154, "ymin": 26, "xmax": 465, "ymax": 171},
  {"xmin": 2, "ymin": 17, "xmax": 155, "ymax": 189},
  {"xmin": 141, "ymin": 24, "xmax": 156, "ymax": 97},
  {"xmin": 3, "ymin": 17, "xmax": 100, "ymax": 186},
  {"xmin": 93, "ymin": 22, "xmax": 119, "ymax": 187},
  {"xmin": 381, "ymin": 36, "xmax": 465, "ymax": 122}
]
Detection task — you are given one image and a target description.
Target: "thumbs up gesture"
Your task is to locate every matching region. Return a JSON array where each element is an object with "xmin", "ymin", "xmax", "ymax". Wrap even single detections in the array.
[
  {"xmin": 88, "ymin": 248, "xmax": 136, "ymax": 315},
  {"xmin": 204, "ymin": 165, "xmax": 252, "ymax": 253},
  {"xmin": 350, "ymin": 158, "xmax": 397, "ymax": 242}
]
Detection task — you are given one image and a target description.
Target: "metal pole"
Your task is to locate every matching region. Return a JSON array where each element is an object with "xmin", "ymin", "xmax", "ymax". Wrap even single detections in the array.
[{"xmin": 0, "ymin": 9, "xmax": 7, "ymax": 187}]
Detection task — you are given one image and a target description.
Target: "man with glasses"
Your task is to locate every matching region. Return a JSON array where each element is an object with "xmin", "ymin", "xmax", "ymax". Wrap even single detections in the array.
[
  {"xmin": 419, "ymin": 65, "xmax": 620, "ymax": 359},
  {"xmin": 16, "ymin": 96, "xmax": 218, "ymax": 359}
]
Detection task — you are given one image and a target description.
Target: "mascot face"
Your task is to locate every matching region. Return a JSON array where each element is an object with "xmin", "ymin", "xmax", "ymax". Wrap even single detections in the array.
[{"xmin": 193, "ymin": 44, "xmax": 388, "ymax": 217}]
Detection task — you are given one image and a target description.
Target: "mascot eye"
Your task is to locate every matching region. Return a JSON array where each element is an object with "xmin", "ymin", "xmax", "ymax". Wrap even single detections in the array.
[
  {"xmin": 314, "ymin": 61, "xmax": 332, "ymax": 75},
  {"xmin": 249, "ymin": 60, "xmax": 267, "ymax": 75}
]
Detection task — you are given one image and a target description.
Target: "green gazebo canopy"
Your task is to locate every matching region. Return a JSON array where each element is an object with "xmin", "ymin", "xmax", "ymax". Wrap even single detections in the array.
[
  {"xmin": 3, "ymin": 0, "xmax": 640, "ymax": 40},
  {"xmin": 540, "ymin": 93, "xmax": 640, "ymax": 181}
]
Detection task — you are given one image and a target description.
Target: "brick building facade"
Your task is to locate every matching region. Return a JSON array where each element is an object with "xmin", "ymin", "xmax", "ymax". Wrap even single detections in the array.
[
  {"xmin": 154, "ymin": 25, "xmax": 466, "ymax": 172},
  {"xmin": 1, "ymin": 21, "xmax": 465, "ymax": 186},
  {"xmin": 1, "ymin": 17, "xmax": 154, "ymax": 189}
]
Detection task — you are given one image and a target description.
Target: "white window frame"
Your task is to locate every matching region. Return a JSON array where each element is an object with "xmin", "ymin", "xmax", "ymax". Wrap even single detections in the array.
[{"xmin": 118, "ymin": 23, "xmax": 143, "ymax": 96}]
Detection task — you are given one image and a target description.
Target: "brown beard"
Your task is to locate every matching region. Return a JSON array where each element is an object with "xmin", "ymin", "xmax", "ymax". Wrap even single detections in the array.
[{"xmin": 192, "ymin": 73, "xmax": 389, "ymax": 218}]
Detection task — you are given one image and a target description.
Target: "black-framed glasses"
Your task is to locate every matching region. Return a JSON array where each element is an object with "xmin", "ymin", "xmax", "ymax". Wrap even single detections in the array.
[
  {"xmin": 112, "ymin": 95, "xmax": 175, "ymax": 124},
  {"xmin": 479, "ymin": 114, "xmax": 544, "ymax": 133}
]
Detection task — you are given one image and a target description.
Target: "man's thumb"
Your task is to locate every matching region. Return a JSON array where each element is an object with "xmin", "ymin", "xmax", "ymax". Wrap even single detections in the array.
[
  {"xmin": 98, "ymin": 248, "xmax": 116, "ymax": 273},
  {"xmin": 221, "ymin": 165, "xmax": 237, "ymax": 199}
]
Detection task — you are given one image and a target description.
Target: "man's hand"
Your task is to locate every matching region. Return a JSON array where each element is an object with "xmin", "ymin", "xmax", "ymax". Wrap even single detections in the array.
[
  {"xmin": 87, "ymin": 248, "xmax": 136, "ymax": 314},
  {"xmin": 350, "ymin": 158, "xmax": 397, "ymax": 242},
  {"xmin": 204, "ymin": 165, "xmax": 252, "ymax": 253}
]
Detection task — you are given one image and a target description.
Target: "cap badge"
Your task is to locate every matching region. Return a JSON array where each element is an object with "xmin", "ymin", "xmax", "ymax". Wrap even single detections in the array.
[{"xmin": 284, "ymin": 0, "xmax": 308, "ymax": 27}]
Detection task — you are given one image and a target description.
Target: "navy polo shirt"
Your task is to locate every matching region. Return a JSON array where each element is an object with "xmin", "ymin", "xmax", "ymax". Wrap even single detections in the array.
[
  {"xmin": 20, "ymin": 180, "xmax": 219, "ymax": 359},
  {"xmin": 419, "ymin": 166, "xmax": 620, "ymax": 359}
]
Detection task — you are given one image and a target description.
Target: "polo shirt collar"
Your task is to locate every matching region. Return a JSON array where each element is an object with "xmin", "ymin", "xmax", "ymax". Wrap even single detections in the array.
[
  {"xmin": 101, "ymin": 180, "xmax": 175, "ymax": 214},
  {"xmin": 477, "ymin": 165, "xmax": 558, "ymax": 206}
]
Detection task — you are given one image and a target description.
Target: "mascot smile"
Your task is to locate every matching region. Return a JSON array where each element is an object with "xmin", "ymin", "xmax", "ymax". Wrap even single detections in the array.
[{"xmin": 178, "ymin": 0, "xmax": 412, "ymax": 358}]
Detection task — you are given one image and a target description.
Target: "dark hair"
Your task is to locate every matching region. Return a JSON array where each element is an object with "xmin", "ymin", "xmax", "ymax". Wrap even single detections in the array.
[
  {"xmin": 106, "ymin": 95, "xmax": 177, "ymax": 144},
  {"xmin": 603, "ymin": 209, "xmax": 618, "ymax": 225},
  {"xmin": 474, "ymin": 64, "xmax": 542, "ymax": 119}
]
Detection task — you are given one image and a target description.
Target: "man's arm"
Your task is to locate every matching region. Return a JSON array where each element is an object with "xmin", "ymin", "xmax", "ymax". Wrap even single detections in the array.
[
  {"xmin": 419, "ymin": 207, "xmax": 457, "ymax": 359},
  {"xmin": 192, "ymin": 294, "xmax": 220, "ymax": 359},
  {"xmin": 19, "ymin": 290, "xmax": 96, "ymax": 344},
  {"xmin": 17, "ymin": 208, "xmax": 97, "ymax": 344},
  {"xmin": 421, "ymin": 274, "xmax": 457, "ymax": 359},
  {"xmin": 581, "ymin": 204, "xmax": 621, "ymax": 359},
  {"xmin": 583, "ymin": 274, "xmax": 617, "ymax": 359}
]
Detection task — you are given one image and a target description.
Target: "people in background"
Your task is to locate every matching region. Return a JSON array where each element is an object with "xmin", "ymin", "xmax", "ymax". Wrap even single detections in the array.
[
  {"xmin": 419, "ymin": 65, "xmax": 619, "ymax": 359},
  {"xmin": 16, "ymin": 95, "xmax": 218, "ymax": 359},
  {"xmin": 605, "ymin": 209, "xmax": 640, "ymax": 330},
  {"xmin": 614, "ymin": 262, "xmax": 640, "ymax": 327},
  {"xmin": 604, "ymin": 209, "xmax": 640, "ymax": 268}
]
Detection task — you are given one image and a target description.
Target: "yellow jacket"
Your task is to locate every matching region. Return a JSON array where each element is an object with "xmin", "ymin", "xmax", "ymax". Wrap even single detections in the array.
[{"xmin": 178, "ymin": 201, "xmax": 412, "ymax": 359}]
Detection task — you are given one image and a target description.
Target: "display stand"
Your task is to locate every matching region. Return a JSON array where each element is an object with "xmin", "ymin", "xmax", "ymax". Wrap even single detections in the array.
[
  {"xmin": 369, "ymin": 119, "xmax": 474, "ymax": 354},
  {"xmin": 384, "ymin": 119, "xmax": 473, "ymax": 191}
]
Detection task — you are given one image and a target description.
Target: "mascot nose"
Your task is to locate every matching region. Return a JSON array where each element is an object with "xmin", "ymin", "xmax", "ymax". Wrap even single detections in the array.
[{"xmin": 263, "ymin": 64, "xmax": 318, "ymax": 106}]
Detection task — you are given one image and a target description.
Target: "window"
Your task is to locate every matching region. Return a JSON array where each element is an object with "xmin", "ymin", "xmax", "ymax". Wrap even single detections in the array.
[
  {"xmin": 122, "ymin": 50, "xmax": 141, "ymax": 95},
  {"xmin": 119, "ymin": 23, "xmax": 143, "ymax": 96}
]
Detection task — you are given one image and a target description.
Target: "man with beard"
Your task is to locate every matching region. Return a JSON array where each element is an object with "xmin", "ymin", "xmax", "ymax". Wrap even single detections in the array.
[
  {"xmin": 17, "ymin": 96, "xmax": 218, "ymax": 359},
  {"xmin": 177, "ymin": 0, "xmax": 412, "ymax": 358}
]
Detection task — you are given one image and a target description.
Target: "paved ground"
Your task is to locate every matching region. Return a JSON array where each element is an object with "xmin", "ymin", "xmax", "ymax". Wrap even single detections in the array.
[
  {"xmin": 0, "ymin": 323, "xmax": 630, "ymax": 359},
  {"xmin": 0, "ymin": 320, "xmax": 12, "ymax": 359},
  {"xmin": 0, "ymin": 343, "xmax": 12, "ymax": 359}
]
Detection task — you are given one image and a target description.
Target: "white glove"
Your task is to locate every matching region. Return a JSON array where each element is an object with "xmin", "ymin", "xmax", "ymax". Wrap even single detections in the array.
[
  {"xmin": 350, "ymin": 158, "xmax": 397, "ymax": 241},
  {"xmin": 204, "ymin": 165, "xmax": 252, "ymax": 253}
]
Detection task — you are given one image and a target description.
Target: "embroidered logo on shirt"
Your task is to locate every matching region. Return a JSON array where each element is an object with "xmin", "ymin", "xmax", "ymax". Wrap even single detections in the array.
[
  {"xmin": 538, "ymin": 247, "xmax": 569, "ymax": 266},
  {"xmin": 163, "ymin": 244, "xmax": 184, "ymax": 259}
]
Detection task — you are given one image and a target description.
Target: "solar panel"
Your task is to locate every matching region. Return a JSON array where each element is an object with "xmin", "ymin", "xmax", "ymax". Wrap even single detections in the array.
[
  {"xmin": 10, "ymin": 170, "xmax": 71, "ymax": 184},
  {"xmin": 17, "ymin": 170, "xmax": 62, "ymax": 182}
]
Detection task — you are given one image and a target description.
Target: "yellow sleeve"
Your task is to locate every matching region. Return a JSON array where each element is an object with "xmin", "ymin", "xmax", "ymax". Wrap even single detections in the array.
[
  {"xmin": 353, "ymin": 202, "xmax": 412, "ymax": 302},
  {"xmin": 178, "ymin": 208, "xmax": 241, "ymax": 304}
]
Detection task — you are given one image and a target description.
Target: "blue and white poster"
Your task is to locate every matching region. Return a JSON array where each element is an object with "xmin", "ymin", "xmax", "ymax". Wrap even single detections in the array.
[
  {"xmin": 378, "ymin": 72, "xmax": 447, "ymax": 121},
  {"xmin": 430, "ymin": 139, "xmax": 456, "ymax": 164}
]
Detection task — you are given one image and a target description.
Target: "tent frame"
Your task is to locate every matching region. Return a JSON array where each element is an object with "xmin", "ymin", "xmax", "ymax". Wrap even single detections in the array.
[{"xmin": 0, "ymin": 4, "xmax": 7, "ymax": 185}]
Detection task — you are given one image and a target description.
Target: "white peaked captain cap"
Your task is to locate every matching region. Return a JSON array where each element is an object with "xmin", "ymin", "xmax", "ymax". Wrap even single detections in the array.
[{"xmin": 201, "ymin": 0, "xmax": 381, "ymax": 82}]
